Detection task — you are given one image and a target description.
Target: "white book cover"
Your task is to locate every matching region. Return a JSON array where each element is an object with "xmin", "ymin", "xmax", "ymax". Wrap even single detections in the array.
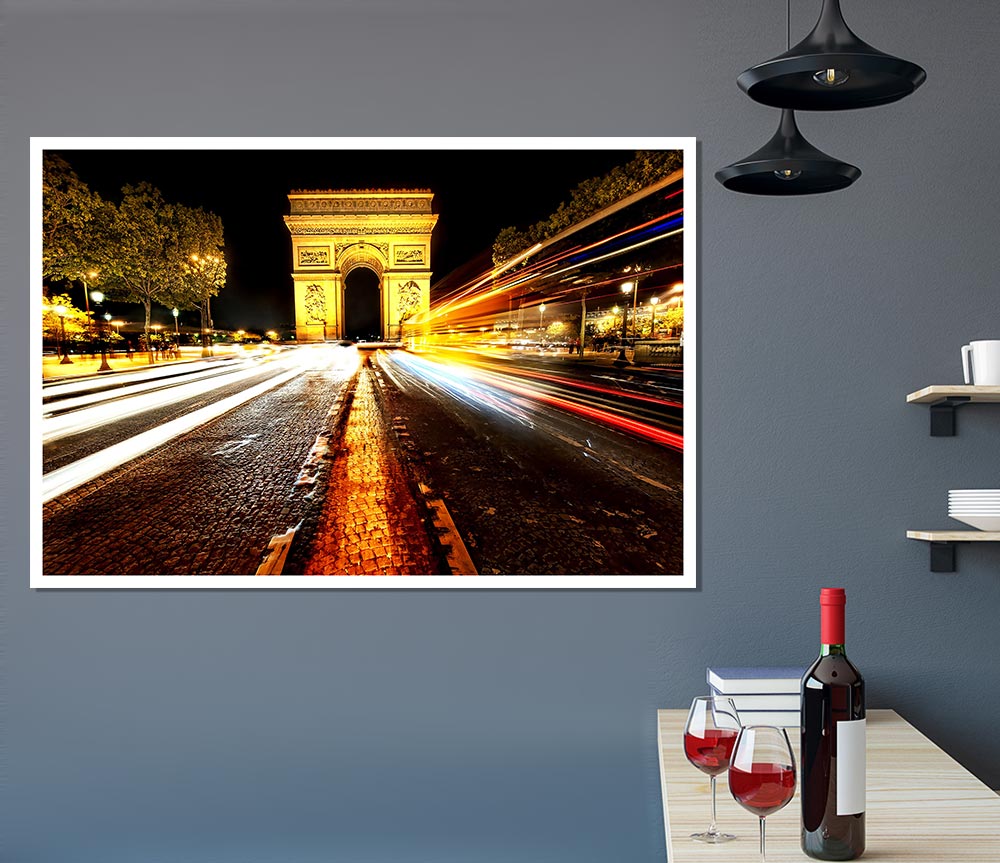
[
  {"xmin": 736, "ymin": 709, "xmax": 800, "ymax": 728},
  {"xmin": 709, "ymin": 688, "xmax": 800, "ymax": 711},
  {"xmin": 706, "ymin": 666, "xmax": 805, "ymax": 695}
]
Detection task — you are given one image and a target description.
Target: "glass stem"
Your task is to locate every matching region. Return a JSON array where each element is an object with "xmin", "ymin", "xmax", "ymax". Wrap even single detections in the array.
[
  {"xmin": 709, "ymin": 774, "xmax": 718, "ymax": 834},
  {"xmin": 759, "ymin": 817, "xmax": 766, "ymax": 863}
]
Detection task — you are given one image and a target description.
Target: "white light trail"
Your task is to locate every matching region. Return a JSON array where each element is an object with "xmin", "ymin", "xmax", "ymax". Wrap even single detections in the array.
[
  {"xmin": 44, "ymin": 361, "xmax": 248, "ymax": 417},
  {"xmin": 43, "ymin": 357, "xmax": 290, "ymax": 444},
  {"xmin": 42, "ymin": 366, "xmax": 304, "ymax": 503},
  {"xmin": 43, "ymin": 356, "xmax": 242, "ymax": 398}
]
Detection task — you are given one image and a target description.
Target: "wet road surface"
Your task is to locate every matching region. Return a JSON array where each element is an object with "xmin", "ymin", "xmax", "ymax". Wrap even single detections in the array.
[{"xmin": 291, "ymin": 361, "xmax": 441, "ymax": 576}]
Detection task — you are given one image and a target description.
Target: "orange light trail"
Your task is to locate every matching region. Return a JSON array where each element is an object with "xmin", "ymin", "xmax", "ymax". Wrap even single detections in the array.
[{"xmin": 421, "ymin": 197, "xmax": 685, "ymax": 328}]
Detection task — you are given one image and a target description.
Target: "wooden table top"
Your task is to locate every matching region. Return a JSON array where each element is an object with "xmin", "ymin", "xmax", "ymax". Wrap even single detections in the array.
[{"xmin": 657, "ymin": 709, "xmax": 1000, "ymax": 862}]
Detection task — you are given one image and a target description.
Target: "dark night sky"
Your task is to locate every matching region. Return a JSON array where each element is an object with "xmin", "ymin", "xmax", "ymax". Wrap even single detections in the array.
[{"xmin": 56, "ymin": 148, "xmax": 635, "ymax": 332}]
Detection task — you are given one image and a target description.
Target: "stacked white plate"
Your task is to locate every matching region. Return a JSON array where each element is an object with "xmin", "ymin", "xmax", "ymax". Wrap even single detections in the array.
[{"xmin": 949, "ymin": 490, "xmax": 1000, "ymax": 531}]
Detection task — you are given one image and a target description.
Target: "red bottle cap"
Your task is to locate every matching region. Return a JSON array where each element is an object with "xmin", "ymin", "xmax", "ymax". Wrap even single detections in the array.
[{"xmin": 820, "ymin": 588, "xmax": 846, "ymax": 644}]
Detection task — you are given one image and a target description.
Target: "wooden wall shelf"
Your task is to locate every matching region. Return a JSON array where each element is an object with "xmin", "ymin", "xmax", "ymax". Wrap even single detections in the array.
[
  {"xmin": 907, "ymin": 385, "xmax": 1000, "ymax": 435},
  {"xmin": 907, "ymin": 530, "xmax": 1000, "ymax": 572}
]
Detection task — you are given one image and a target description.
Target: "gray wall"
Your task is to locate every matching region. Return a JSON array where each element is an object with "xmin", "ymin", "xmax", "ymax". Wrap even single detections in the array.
[{"xmin": 4, "ymin": 2, "xmax": 999, "ymax": 861}]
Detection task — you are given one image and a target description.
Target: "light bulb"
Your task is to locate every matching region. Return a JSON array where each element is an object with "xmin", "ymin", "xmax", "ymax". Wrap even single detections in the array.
[
  {"xmin": 774, "ymin": 169, "xmax": 802, "ymax": 181},
  {"xmin": 814, "ymin": 68, "xmax": 850, "ymax": 87}
]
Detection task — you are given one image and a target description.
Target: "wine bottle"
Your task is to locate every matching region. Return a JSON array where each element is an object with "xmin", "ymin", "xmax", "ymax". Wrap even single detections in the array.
[{"xmin": 801, "ymin": 588, "xmax": 866, "ymax": 860}]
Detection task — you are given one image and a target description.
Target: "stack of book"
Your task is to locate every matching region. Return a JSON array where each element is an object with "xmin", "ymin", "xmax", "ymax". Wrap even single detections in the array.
[{"xmin": 706, "ymin": 666, "xmax": 806, "ymax": 727}]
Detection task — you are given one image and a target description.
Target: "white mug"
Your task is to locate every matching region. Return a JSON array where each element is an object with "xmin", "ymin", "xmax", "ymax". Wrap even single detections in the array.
[{"xmin": 961, "ymin": 340, "xmax": 1000, "ymax": 385}]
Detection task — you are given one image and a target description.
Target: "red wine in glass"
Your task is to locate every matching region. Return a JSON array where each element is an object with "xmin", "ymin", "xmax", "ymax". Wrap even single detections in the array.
[
  {"xmin": 683, "ymin": 696, "xmax": 741, "ymax": 843},
  {"xmin": 729, "ymin": 725, "xmax": 797, "ymax": 863},
  {"xmin": 684, "ymin": 728, "xmax": 739, "ymax": 776},
  {"xmin": 729, "ymin": 761, "xmax": 796, "ymax": 816}
]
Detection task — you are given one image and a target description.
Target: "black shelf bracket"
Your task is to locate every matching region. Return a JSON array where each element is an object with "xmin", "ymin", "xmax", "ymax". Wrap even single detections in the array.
[
  {"xmin": 929, "ymin": 541, "xmax": 957, "ymax": 572},
  {"xmin": 929, "ymin": 396, "xmax": 971, "ymax": 436}
]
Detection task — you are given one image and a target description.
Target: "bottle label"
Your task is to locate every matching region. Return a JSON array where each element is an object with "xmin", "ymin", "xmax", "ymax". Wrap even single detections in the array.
[{"xmin": 836, "ymin": 718, "xmax": 866, "ymax": 815}]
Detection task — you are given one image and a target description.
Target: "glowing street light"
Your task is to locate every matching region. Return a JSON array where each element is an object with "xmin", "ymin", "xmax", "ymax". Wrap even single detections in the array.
[
  {"xmin": 649, "ymin": 296, "xmax": 660, "ymax": 338},
  {"xmin": 624, "ymin": 265, "xmax": 644, "ymax": 337},
  {"xmin": 539, "ymin": 303, "xmax": 547, "ymax": 335},
  {"xmin": 616, "ymin": 282, "xmax": 634, "ymax": 364},
  {"xmin": 80, "ymin": 269, "xmax": 99, "ymax": 347},
  {"xmin": 90, "ymin": 290, "xmax": 112, "ymax": 372},
  {"xmin": 172, "ymin": 307, "xmax": 180, "ymax": 337},
  {"xmin": 103, "ymin": 312, "xmax": 114, "ymax": 356},
  {"xmin": 54, "ymin": 305, "xmax": 73, "ymax": 364}
]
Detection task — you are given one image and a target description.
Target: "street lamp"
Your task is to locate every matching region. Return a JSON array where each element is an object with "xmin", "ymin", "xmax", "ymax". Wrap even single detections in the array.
[
  {"xmin": 615, "ymin": 282, "xmax": 634, "ymax": 365},
  {"xmin": 539, "ymin": 303, "xmax": 546, "ymax": 340},
  {"xmin": 90, "ymin": 290, "xmax": 112, "ymax": 372},
  {"xmin": 54, "ymin": 305, "xmax": 73, "ymax": 364},
  {"xmin": 172, "ymin": 307, "xmax": 179, "ymax": 337},
  {"xmin": 80, "ymin": 270, "xmax": 98, "ymax": 351},
  {"xmin": 623, "ymin": 265, "xmax": 644, "ymax": 337},
  {"xmin": 649, "ymin": 296, "xmax": 660, "ymax": 338},
  {"xmin": 151, "ymin": 323, "xmax": 163, "ymax": 360}
]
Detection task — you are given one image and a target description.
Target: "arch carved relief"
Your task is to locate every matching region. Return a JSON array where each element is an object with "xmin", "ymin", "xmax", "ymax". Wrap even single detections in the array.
[{"xmin": 304, "ymin": 284, "xmax": 326, "ymax": 323}]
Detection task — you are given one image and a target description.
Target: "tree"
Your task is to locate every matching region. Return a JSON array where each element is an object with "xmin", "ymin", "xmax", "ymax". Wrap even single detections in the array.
[
  {"xmin": 545, "ymin": 320, "xmax": 567, "ymax": 340},
  {"xmin": 90, "ymin": 183, "xmax": 183, "ymax": 363},
  {"xmin": 492, "ymin": 151, "xmax": 683, "ymax": 266},
  {"xmin": 662, "ymin": 305, "xmax": 684, "ymax": 336},
  {"xmin": 173, "ymin": 204, "xmax": 227, "ymax": 356},
  {"xmin": 42, "ymin": 154, "xmax": 103, "ymax": 282},
  {"xmin": 42, "ymin": 293, "xmax": 89, "ymax": 348}
]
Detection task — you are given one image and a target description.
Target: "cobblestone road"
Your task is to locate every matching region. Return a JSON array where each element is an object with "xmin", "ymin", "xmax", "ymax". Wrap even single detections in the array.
[
  {"xmin": 43, "ymin": 357, "xmax": 354, "ymax": 575},
  {"xmin": 292, "ymin": 361, "xmax": 440, "ymax": 576}
]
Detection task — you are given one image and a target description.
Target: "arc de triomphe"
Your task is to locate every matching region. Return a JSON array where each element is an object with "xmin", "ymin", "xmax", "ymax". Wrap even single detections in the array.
[{"xmin": 284, "ymin": 189, "xmax": 438, "ymax": 342}]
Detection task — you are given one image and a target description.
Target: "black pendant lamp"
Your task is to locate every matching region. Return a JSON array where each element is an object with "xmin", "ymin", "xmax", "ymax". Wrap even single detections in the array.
[
  {"xmin": 715, "ymin": 109, "xmax": 860, "ymax": 195},
  {"xmin": 738, "ymin": 0, "xmax": 926, "ymax": 111}
]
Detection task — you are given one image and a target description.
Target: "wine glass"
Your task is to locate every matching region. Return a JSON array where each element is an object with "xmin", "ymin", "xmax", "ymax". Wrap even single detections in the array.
[
  {"xmin": 728, "ymin": 725, "xmax": 796, "ymax": 862},
  {"xmin": 683, "ymin": 695, "xmax": 741, "ymax": 842}
]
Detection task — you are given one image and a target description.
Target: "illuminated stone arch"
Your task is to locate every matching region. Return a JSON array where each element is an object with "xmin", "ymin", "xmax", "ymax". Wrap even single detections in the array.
[{"xmin": 284, "ymin": 190, "xmax": 438, "ymax": 341}]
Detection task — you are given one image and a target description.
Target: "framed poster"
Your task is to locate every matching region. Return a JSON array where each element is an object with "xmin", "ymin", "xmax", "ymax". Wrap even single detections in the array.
[{"xmin": 32, "ymin": 137, "xmax": 695, "ymax": 587}]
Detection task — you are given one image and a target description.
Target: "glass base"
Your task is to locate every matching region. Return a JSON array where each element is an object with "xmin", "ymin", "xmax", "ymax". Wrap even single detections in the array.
[{"xmin": 691, "ymin": 830, "xmax": 736, "ymax": 844}]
